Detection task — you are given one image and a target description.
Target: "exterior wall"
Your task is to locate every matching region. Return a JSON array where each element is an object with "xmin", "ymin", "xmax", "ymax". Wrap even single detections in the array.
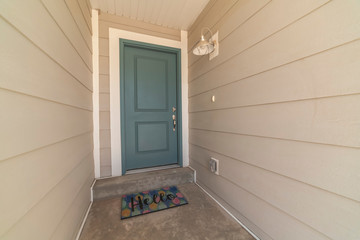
[
  {"xmin": 188, "ymin": 0, "xmax": 360, "ymax": 239},
  {"xmin": 98, "ymin": 12, "xmax": 181, "ymax": 177},
  {"xmin": 0, "ymin": 0, "xmax": 94, "ymax": 239}
]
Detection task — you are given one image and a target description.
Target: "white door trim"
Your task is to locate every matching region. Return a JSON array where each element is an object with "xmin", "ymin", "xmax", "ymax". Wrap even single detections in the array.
[{"xmin": 109, "ymin": 28, "xmax": 189, "ymax": 176}]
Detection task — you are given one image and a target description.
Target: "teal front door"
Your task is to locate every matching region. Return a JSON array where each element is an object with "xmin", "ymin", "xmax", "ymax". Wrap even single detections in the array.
[{"xmin": 120, "ymin": 40, "xmax": 181, "ymax": 174}]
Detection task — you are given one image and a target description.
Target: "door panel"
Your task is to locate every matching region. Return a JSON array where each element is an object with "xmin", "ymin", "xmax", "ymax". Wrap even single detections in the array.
[
  {"xmin": 136, "ymin": 121, "xmax": 169, "ymax": 152},
  {"xmin": 135, "ymin": 57, "xmax": 168, "ymax": 111},
  {"xmin": 122, "ymin": 43, "xmax": 179, "ymax": 171}
]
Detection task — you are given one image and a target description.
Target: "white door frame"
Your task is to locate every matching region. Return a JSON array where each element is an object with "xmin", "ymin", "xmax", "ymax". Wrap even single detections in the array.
[{"xmin": 108, "ymin": 28, "xmax": 189, "ymax": 176}]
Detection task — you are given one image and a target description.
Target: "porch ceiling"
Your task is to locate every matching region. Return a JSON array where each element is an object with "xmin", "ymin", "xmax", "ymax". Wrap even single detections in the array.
[{"xmin": 90, "ymin": 0, "xmax": 209, "ymax": 30}]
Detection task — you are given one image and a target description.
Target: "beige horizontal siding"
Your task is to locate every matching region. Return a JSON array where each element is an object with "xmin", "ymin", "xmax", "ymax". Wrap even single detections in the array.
[
  {"xmin": 100, "ymin": 130, "xmax": 111, "ymax": 149},
  {"xmin": 100, "ymin": 165, "xmax": 112, "ymax": 177},
  {"xmin": 0, "ymin": 0, "xmax": 94, "ymax": 239},
  {"xmin": 192, "ymin": 161, "xmax": 331, "ymax": 240},
  {"xmin": 97, "ymin": 11, "xmax": 181, "ymax": 177},
  {"xmin": 64, "ymin": 0, "xmax": 92, "ymax": 49},
  {"xmin": 99, "ymin": 111, "xmax": 110, "ymax": 130},
  {"xmin": 42, "ymin": 0, "xmax": 92, "ymax": 70},
  {"xmin": 2, "ymin": 156, "xmax": 93, "ymax": 240},
  {"xmin": 0, "ymin": 19, "xmax": 92, "ymax": 110},
  {"xmin": 188, "ymin": 0, "xmax": 360, "ymax": 239},
  {"xmin": 188, "ymin": 0, "xmax": 271, "ymax": 66},
  {"xmin": 190, "ymin": 129, "xmax": 360, "ymax": 202},
  {"xmin": 191, "ymin": 146, "xmax": 360, "ymax": 239},
  {"xmin": 77, "ymin": 0, "xmax": 92, "ymax": 34},
  {"xmin": 193, "ymin": 176, "xmax": 274, "ymax": 240},
  {"xmin": 0, "ymin": 133, "xmax": 92, "ymax": 235},
  {"xmin": 0, "ymin": 0, "xmax": 92, "ymax": 91},
  {"xmin": 190, "ymin": 95, "xmax": 360, "ymax": 148},
  {"xmin": 50, "ymin": 175, "xmax": 93, "ymax": 240},
  {"xmin": 0, "ymin": 89, "xmax": 92, "ymax": 161},
  {"xmin": 99, "ymin": 93, "xmax": 110, "ymax": 111},
  {"xmin": 99, "ymin": 56, "xmax": 109, "ymax": 75},
  {"xmin": 99, "ymin": 37, "xmax": 109, "ymax": 56},
  {"xmin": 188, "ymin": 0, "xmax": 329, "ymax": 70},
  {"xmin": 189, "ymin": 0, "xmax": 360, "ymax": 95},
  {"xmin": 100, "ymin": 148, "xmax": 111, "ymax": 168},
  {"xmin": 99, "ymin": 74, "xmax": 110, "ymax": 93},
  {"xmin": 188, "ymin": 0, "xmax": 238, "ymax": 51},
  {"xmin": 189, "ymin": 39, "xmax": 360, "ymax": 112}
]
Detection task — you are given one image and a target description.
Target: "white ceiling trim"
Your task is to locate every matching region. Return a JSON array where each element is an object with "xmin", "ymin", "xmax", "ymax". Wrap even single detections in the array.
[{"xmin": 90, "ymin": 0, "xmax": 209, "ymax": 30}]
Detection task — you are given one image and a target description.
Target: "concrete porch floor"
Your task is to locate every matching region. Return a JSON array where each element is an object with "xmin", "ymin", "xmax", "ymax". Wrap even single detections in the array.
[{"xmin": 79, "ymin": 183, "xmax": 254, "ymax": 240}]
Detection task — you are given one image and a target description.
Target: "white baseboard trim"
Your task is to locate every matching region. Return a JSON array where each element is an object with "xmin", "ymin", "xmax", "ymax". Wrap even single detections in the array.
[
  {"xmin": 188, "ymin": 165, "xmax": 197, "ymax": 183},
  {"xmin": 76, "ymin": 179, "xmax": 96, "ymax": 240},
  {"xmin": 90, "ymin": 179, "xmax": 96, "ymax": 202},
  {"xmin": 75, "ymin": 201, "xmax": 93, "ymax": 240},
  {"xmin": 194, "ymin": 181, "xmax": 260, "ymax": 240}
]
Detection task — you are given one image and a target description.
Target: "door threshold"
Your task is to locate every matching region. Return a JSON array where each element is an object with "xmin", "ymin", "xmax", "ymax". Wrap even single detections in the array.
[{"xmin": 125, "ymin": 164, "xmax": 180, "ymax": 175}]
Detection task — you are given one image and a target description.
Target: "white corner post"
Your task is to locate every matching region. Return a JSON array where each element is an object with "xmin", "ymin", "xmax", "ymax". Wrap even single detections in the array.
[
  {"xmin": 92, "ymin": 9, "xmax": 100, "ymax": 178},
  {"xmin": 181, "ymin": 30, "xmax": 189, "ymax": 167}
]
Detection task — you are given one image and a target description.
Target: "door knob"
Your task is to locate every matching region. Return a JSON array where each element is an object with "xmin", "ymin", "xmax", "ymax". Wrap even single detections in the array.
[{"xmin": 172, "ymin": 107, "xmax": 176, "ymax": 112}]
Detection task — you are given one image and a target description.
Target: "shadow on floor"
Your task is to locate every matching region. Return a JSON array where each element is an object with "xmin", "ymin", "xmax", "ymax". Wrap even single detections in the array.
[{"xmin": 79, "ymin": 183, "xmax": 254, "ymax": 240}]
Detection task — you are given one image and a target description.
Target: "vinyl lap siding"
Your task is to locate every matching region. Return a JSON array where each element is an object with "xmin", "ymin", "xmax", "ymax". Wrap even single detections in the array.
[
  {"xmin": 188, "ymin": 0, "xmax": 360, "ymax": 239},
  {"xmin": 0, "ymin": 0, "xmax": 94, "ymax": 239}
]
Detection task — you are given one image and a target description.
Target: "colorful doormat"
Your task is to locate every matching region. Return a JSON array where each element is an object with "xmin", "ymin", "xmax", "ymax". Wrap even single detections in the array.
[{"xmin": 121, "ymin": 186, "xmax": 188, "ymax": 219}]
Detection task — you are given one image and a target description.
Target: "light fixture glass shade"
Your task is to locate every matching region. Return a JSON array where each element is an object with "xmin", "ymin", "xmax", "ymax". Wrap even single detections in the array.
[{"xmin": 192, "ymin": 35, "xmax": 215, "ymax": 56}]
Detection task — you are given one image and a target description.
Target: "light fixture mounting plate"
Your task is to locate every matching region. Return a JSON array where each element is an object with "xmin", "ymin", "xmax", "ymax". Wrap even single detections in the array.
[{"xmin": 209, "ymin": 31, "xmax": 219, "ymax": 60}]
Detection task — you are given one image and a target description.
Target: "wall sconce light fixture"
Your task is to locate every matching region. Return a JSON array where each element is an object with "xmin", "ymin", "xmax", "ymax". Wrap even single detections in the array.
[{"xmin": 192, "ymin": 27, "xmax": 217, "ymax": 56}]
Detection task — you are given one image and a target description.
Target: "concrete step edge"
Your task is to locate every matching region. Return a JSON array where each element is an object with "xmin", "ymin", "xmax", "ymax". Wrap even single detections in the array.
[{"xmin": 93, "ymin": 167, "xmax": 194, "ymax": 201}]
